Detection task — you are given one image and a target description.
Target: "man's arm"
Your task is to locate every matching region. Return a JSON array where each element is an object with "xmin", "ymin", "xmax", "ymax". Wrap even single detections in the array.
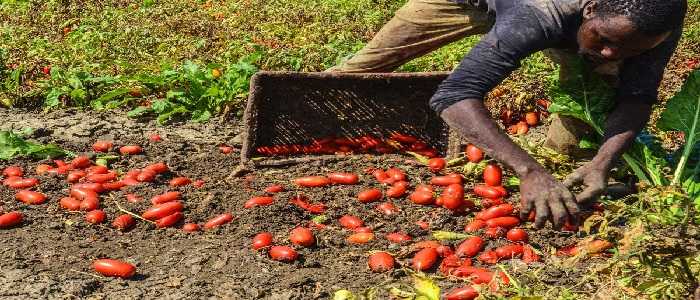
[
  {"xmin": 564, "ymin": 99, "xmax": 652, "ymax": 202},
  {"xmin": 441, "ymin": 100, "xmax": 580, "ymax": 228},
  {"xmin": 565, "ymin": 28, "xmax": 682, "ymax": 202}
]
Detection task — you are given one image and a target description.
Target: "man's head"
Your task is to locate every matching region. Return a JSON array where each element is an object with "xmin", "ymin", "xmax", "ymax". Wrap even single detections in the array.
[{"xmin": 577, "ymin": 0, "xmax": 687, "ymax": 63}]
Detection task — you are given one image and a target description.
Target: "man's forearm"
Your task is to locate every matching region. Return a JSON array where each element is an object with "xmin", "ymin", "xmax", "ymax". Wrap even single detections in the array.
[
  {"xmin": 440, "ymin": 99, "xmax": 545, "ymax": 177},
  {"xmin": 593, "ymin": 100, "xmax": 653, "ymax": 171}
]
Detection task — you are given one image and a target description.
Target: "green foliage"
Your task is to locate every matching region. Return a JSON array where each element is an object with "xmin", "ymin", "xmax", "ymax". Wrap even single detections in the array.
[
  {"xmin": 658, "ymin": 69, "xmax": 700, "ymax": 185},
  {"xmin": 0, "ymin": 130, "xmax": 70, "ymax": 160},
  {"xmin": 127, "ymin": 51, "xmax": 259, "ymax": 123}
]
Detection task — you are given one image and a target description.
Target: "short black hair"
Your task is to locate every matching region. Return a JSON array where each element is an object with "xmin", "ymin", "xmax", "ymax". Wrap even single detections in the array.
[{"xmin": 595, "ymin": 0, "xmax": 687, "ymax": 35}]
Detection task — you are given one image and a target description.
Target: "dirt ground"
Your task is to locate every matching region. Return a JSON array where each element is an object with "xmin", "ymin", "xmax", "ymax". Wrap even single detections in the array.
[{"xmin": 0, "ymin": 108, "xmax": 599, "ymax": 300}]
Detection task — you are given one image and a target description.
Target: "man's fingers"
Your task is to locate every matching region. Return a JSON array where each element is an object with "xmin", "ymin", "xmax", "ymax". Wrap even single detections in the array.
[
  {"xmin": 563, "ymin": 172, "xmax": 583, "ymax": 188},
  {"xmin": 549, "ymin": 197, "xmax": 568, "ymax": 229},
  {"xmin": 520, "ymin": 196, "xmax": 535, "ymax": 220},
  {"xmin": 561, "ymin": 189, "xmax": 580, "ymax": 217},
  {"xmin": 534, "ymin": 196, "xmax": 551, "ymax": 229},
  {"xmin": 576, "ymin": 184, "xmax": 605, "ymax": 204}
]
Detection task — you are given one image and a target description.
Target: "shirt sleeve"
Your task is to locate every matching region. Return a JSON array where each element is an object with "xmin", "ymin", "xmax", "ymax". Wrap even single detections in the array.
[
  {"xmin": 429, "ymin": 5, "xmax": 559, "ymax": 114},
  {"xmin": 615, "ymin": 28, "xmax": 682, "ymax": 105}
]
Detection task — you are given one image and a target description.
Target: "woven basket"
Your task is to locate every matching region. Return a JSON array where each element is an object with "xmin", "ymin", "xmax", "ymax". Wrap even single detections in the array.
[{"xmin": 240, "ymin": 71, "xmax": 463, "ymax": 166}]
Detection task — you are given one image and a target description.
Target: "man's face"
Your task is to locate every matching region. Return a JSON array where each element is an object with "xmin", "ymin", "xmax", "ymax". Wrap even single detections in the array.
[{"xmin": 577, "ymin": 14, "xmax": 671, "ymax": 64}]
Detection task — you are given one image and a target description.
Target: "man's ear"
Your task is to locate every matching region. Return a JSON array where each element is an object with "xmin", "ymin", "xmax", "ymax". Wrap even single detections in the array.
[{"xmin": 583, "ymin": 1, "xmax": 597, "ymax": 19}]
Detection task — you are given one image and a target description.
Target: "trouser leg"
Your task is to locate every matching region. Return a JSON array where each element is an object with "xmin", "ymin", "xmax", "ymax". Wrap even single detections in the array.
[{"xmin": 329, "ymin": 0, "xmax": 492, "ymax": 73}]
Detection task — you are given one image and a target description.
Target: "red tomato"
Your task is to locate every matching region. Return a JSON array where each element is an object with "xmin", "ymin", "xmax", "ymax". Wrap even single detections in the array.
[
  {"xmin": 149, "ymin": 134, "xmax": 162, "ymax": 142},
  {"xmin": 444, "ymin": 286, "xmax": 479, "ymax": 300},
  {"xmin": 244, "ymin": 196, "xmax": 274, "ymax": 208},
  {"xmin": 3, "ymin": 166, "xmax": 23, "ymax": 177},
  {"xmin": 413, "ymin": 240, "xmax": 441, "ymax": 250},
  {"xmin": 409, "ymin": 191, "xmax": 434, "ymax": 205},
  {"xmin": 252, "ymin": 232, "xmax": 273, "ymax": 250},
  {"xmin": 431, "ymin": 173, "xmax": 463, "ymax": 186},
  {"xmin": 169, "ymin": 177, "xmax": 192, "ymax": 187},
  {"xmin": 92, "ymin": 259, "xmax": 136, "ymax": 278},
  {"xmin": 35, "ymin": 164, "xmax": 53, "ymax": 175},
  {"xmin": 4, "ymin": 177, "xmax": 39, "ymax": 189},
  {"xmin": 102, "ymin": 181, "xmax": 126, "ymax": 191},
  {"xmin": 357, "ymin": 189, "xmax": 382, "ymax": 203},
  {"xmin": 386, "ymin": 232, "xmax": 412, "ymax": 243},
  {"xmin": 385, "ymin": 168, "xmax": 407, "ymax": 183},
  {"xmin": 473, "ymin": 185, "xmax": 507, "ymax": 199},
  {"xmin": 483, "ymin": 164, "xmax": 502, "ymax": 186},
  {"xmin": 376, "ymin": 202, "xmax": 399, "ymax": 215},
  {"xmin": 151, "ymin": 191, "xmax": 181, "ymax": 205},
  {"xmin": 443, "ymin": 183, "xmax": 464, "ymax": 201},
  {"xmin": 192, "ymin": 179, "xmax": 205, "ymax": 188},
  {"xmin": 219, "ymin": 145, "xmax": 234, "ymax": 154},
  {"xmin": 0, "ymin": 211, "xmax": 23, "ymax": 228},
  {"xmin": 437, "ymin": 245, "xmax": 455, "ymax": 257},
  {"xmin": 465, "ymin": 144, "xmax": 484, "ymax": 163},
  {"xmin": 523, "ymin": 245, "xmax": 541, "ymax": 263},
  {"xmin": 182, "ymin": 223, "xmax": 200, "ymax": 232},
  {"xmin": 368, "ymin": 252, "xmax": 395, "ymax": 272},
  {"xmin": 119, "ymin": 145, "xmax": 143, "ymax": 155},
  {"xmin": 427, "ymin": 158, "xmax": 446, "ymax": 173},
  {"xmin": 143, "ymin": 201, "xmax": 184, "ymax": 221},
  {"xmin": 204, "ymin": 213, "xmax": 234, "ymax": 229},
  {"xmin": 353, "ymin": 226, "xmax": 373, "ymax": 233},
  {"xmin": 464, "ymin": 219, "xmax": 486, "ymax": 232},
  {"xmin": 372, "ymin": 169, "xmax": 390, "ymax": 183},
  {"xmin": 476, "ymin": 204, "xmax": 514, "ymax": 220},
  {"xmin": 339, "ymin": 215, "xmax": 363, "ymax": 229},
  {"xmin": 347, "ymin": 232, "xmax": 374, "ymax": 244},
  {"xmin": 441, "ymin": 195, "xmax": 463, "ymax": 211},
  {"xmin": 386, "ymin": 182, "xmax": 408, "ymax": 198},
  {"xmin": 477, "ymin": 250, "xmax": 499, "ymax": 264},
  {"xmin": 112, "ymin": 214, "xmax": 135, "ymax": 231},
  {"xmin": 60, "ymin": 197, "xmax": 82, "ymax": 211},
  {"xmin": 67, "ymin": 171, "xmax": 86, "ymax": 183},
  {"xmin": 264, "ymin": 184, "xmax": 285, "ymax": 193},
  {"xmin": 484, "ymin": 227, "xmax": 506, "ymax": 239},
  {"xmin": 485, "ymin": 216, "xmax": 520, "ymax": 228},
  {"xmin": 155, "ymin": 212, "xmax": 183, "ymax": 228},
  {"xmin": 506, "ymin": 228, "xmax": 528, "ymax": 242},
  {"xmin": 70, "ymin": 156, "xmax": 91, "ymax": 169},
  {"xmin": 86, "ymin": 165, "xmax": 109, "ymax": 175},
  {"xmin": 390, "ymin": 132, "xmax": 417, "ymax": 143},
  {"xmin": 144, "ymin": 162, "xmax": 169, "ymax": 174},
  {"xmin": 289, "ymin": 227, "xmax": 315, "ymax": 247},
  {"xmin": 74, "ymin": 182, "xmax": 106, "ymax": 194},
  {"xmin": 495, "ymin": 244, "xmax": 524, "ymax": 260},
  {"xmin": 86, "ymin": 172, "xmax": 117, "ymax": 183},
  {"xmin": 455, "ymin": 236, "xmax": 484, "ymax": 258},
  {"xmin": 412, "ymin": 247, "xmax": 439, "ymax": 271},
  {"xmin": 416, "ymin": 220, "xmax": 430, "ymax": 230},
  {"xmin": 525, "ymin": 112, "xmax": 539, "ymax": 126},
  {"xmin": 269, "ymin": 246, "xmax": 298, "ymax": 262},
  {"xmin": 85, "ymin": 210, "xmax": 106, "ymax": 224},
  {"xmin": 480, "ymin": 197, "xmax": 504, "ymax": 208},
  {"xmin": 136, "ymin": 169, "xmax": 157, "ymax": 182},
  {"xmin": 15, "ymin": 190, "xmax": 47, "ymax": 205},
  {"xmin": 415, "ymin": 184, "xmax": 433, "ymax": 193},
  {"xmin": 294, "ymin": 176, "xmax": 331, "ymax": 188},
  {"xmin": 516, "ymin": 121, "xmax": 529, "ymax": 135},
  {"xmin": 92, "ymin": 141, "xmax": 113, "ymax": 152},
  {"xmin": 327, "ymin": 172, "xmax": 359, "ymax": 185}
]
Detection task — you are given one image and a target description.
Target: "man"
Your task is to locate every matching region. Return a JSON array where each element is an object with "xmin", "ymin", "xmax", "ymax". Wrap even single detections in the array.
[{"xmin": 331, "ymin": 0, "xmax": 687, "ymax": 227}]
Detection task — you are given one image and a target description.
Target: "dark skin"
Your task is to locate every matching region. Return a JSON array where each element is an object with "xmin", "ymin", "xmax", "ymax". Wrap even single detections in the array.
[{"xmin": 441, "ymin": 2, "xmax": 671, "ymax": 228}]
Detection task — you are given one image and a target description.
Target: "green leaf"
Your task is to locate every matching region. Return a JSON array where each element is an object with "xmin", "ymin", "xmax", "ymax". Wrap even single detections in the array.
[
  {"xmin": 412, "ymin": 273, "xmax": 440, "ymax": 300},
  {"xmin": 44, "ymin": 89, "xmax": 63, "ymax": 108},
  {"xmin": 127, "ymin": 106, "xmax": 151, "ymax": 118},
  {"xmin": 658, "ymin": 70, "xmax": 700, "ymax": 185},
  {"xmin": 432, "ymin": 231, "xmax": 469, "ymax": 241},
  {"xmin": 0, "ymin": 131, "xmax": 70, "ymax": 160},
  {"xmin": 332, "ymin": 290, "xmax": 356, "ymax": 300},
  {"xmin": 93, "ymin": 87, "xmax": 131, "ymax": 106},
  {"xmin": 191, "ymin": 110, "xmax": 212, "ymax": 123}
]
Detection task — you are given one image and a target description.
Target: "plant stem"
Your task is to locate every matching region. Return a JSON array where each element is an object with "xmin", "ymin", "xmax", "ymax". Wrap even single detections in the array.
[{"xmin": 672, "ymin": 95, "xmax": 700, "ymax": 186}]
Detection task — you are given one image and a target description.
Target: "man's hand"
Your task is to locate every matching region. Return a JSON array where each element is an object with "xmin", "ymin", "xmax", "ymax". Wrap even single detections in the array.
[
  {"xmin": 564, "ymin": 162, "xmax": 610, "ymax": 204},
  {"xmin": 519, "ymin": 169, "xmax": 580, "ymax": 228},
  {"xmin": 440, "ymin": 100, "xmax": 582, "ymax": 228}
]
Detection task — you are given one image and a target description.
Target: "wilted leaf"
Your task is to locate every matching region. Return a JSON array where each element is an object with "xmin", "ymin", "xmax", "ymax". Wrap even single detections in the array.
[{"xmin": 412, "ymin": 273, "xmax": 440, "ymax": 300}]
